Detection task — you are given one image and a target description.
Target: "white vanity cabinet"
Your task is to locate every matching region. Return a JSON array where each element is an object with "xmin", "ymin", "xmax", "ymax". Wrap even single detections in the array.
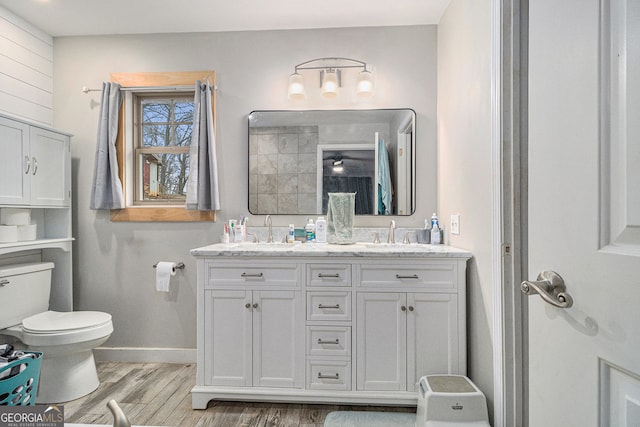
[
  {"xmin": 200, "ymin": 261, "xmax": 305, "ymax": 391},
  {"xmin": 0, "ymin": 115, "xmax": 70, "ymax": 206},
  {"xmin": 191, "ymin": 244, "xmax": 471, "ymax": 409}
]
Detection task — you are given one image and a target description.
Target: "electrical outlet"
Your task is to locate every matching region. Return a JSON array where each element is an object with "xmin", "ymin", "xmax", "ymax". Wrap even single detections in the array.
[{"xmin": 451, "ymin": 214, "xmax": 460, "ymax": 235}]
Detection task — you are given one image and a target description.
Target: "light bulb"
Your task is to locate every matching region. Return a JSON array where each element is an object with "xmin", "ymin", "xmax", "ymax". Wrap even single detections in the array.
[
  {"xmin": 356, "ymin": 70, "xmax": 374, "ymax": 97},
  {"xmin": 321, "ymin": 70, "xmax": 339, "ymax": 98},
  {"xmin": 288, "ymin": 72, "xmax": 306, "ymax": 100}
]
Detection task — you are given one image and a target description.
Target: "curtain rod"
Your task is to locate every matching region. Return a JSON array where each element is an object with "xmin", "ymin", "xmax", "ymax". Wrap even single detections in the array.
[{"xmin": 81, "ymin": 84, "xmax": 218, "ymax": 93}]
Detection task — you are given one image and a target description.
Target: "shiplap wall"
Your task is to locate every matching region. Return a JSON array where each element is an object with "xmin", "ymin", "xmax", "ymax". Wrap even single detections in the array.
[{"xmin": 0, "ymin": 6, "xmax": 53, "ymax": 125}]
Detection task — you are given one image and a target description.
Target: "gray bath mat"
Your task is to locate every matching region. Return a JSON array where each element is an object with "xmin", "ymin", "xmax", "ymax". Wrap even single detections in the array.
[{"xmin": 323, "ymin": 411, "xmax": 416, "ymax": 426}]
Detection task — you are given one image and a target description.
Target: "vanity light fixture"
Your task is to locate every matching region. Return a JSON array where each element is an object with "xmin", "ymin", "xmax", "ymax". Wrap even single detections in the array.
[{"xmin": 288, "ymin": 57, "xmax": 375, "ymax": 100}]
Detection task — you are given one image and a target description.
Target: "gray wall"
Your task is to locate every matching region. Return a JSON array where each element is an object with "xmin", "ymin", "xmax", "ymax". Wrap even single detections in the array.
[
  {"xmin": 52, "ymin": 26, "xmax": 437, "ymax": 351},
  {"xmin": 437, "ymin": 0, "xmax": 495, "ymax": 419}
]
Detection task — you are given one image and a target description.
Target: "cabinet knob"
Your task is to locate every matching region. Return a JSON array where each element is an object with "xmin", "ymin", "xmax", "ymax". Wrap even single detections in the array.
[
  {"xmin": 252, "ymin": 303, "xmax": 259, "ymax": 309},
  {"xmin": 317, "ymin": 338, "xmax": 340, "ymax": 345},
  {"xmin": 401, "ymin": 305, "xmax": 407, "ymax": 312},
  {"xmin": 408, "ymin": 306, "xmax": 414, "ymax": 312},
  {"xmin": 24, "ymin": 156, "xmax": 31, "ymax": 174},
  {"xmin": 32, "ymin": 157, "xmax": 38, "ymax": 175},
  {"xmin": 245, "ymin": 303, "xmax": 251, "ymax": 309},
  {"xmin": 0, "ymin": 279, "xmax": 9, "ymax": 287}
]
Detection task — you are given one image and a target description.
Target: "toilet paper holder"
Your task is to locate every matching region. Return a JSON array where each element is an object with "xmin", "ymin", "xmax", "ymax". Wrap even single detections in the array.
[{"xmin": 152, "ymin": 262, "xmax": 185, "ymax": 271}]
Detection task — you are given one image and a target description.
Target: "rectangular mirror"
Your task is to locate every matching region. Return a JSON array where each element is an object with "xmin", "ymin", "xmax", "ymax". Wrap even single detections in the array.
[{"xmin": 248, "ymin": 109, "xmax": 415, "ymax": 216}]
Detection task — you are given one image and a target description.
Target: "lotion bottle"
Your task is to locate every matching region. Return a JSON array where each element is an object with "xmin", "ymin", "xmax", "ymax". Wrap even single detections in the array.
[
  {"xmin": 305, "ymin": 218, "xmax": 315, "ymax": 242},
  {"xmin": 315, "ymin": 216, "xmax": 327, "ymax": 243}
]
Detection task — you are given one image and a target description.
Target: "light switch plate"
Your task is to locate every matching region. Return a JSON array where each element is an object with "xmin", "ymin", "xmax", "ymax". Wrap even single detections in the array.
[{"xmin": 451, "ymin": 214, "xmax": 460, "ymax": 235}]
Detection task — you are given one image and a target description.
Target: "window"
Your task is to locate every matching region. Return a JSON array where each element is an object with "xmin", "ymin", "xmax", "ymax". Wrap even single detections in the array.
[
  {"xmin": 134, "ymin": 94, "xmax": 194, "ymax": 205},
  {"xmin": 109, "ymin": 71, "xmax": 216, "ymax": 222}
]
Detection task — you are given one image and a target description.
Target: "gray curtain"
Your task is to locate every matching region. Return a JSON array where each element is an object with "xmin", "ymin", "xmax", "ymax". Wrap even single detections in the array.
[
  {"xmin": 186, "ymin": 80, "xmax": 220, "ymax": 211},
  {"xmin": 89, "ymin": 82, "xmax": 124, "ymax": 210}
]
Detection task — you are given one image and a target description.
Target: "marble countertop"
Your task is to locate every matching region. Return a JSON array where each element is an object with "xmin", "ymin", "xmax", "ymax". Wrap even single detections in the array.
[{"xmin": 191, "ymin": 242, "xmax": 472, "ymax": 258}]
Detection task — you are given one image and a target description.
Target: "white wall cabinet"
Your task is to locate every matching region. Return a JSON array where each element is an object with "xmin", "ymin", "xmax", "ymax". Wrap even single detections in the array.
[
  {"xmin": 192, "ymin": 249, "xmax": 470, "ymax": 409},
  {"xmin": 0, "ymin": 113, "xmax": 73, "ymax": 312},
  {"xmin": 0, "ymin": 116, "xmax": 70, "ymax": 206}
]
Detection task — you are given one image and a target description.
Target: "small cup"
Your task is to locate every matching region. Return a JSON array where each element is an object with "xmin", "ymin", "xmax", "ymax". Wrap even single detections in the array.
[{"xmin": 416, "ymin": 229, "xmax": 430, "ymax": 244}]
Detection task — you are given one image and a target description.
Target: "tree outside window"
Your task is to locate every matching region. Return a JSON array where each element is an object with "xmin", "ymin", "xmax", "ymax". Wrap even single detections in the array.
[{"xmin": 134, "ymin": 94, "xmax": 194, "ymax": 204}]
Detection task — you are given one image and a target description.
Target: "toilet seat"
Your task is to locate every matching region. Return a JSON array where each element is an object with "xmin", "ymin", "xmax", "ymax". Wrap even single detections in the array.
[
  {"xmin": 23, "ymin": 311, "xmax": 112, "ymax": 334},
  {"xmin": 5, "ymin": 310, "xmax": 113, "ymax": 347}
]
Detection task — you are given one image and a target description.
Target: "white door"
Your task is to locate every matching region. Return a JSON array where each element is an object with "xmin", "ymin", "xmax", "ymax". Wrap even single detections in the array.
[
  {"xmin": 252, "ymin": 290, "xmax": 303, "ymax": 388},
  {"xmin": 204, "ymin": 290, "xmax": 252, "ymax": 386},
  {"xmin": 406, "ymin": 293, "xmax": 459, "ymax": 392},
  {"xmin": 29, "ymin": 127, "xmax": 70, "ymax": 206},
  {"xmin": 528, "ymin": 1, "xmax": 640, "ymax": 425},
  {"xmin": 0, "ymin": 117, "xmax": 30, "ymax": 205},
  {"xmin": 356, "ymin": 292, "xmax": 406, "ymax": 391}
]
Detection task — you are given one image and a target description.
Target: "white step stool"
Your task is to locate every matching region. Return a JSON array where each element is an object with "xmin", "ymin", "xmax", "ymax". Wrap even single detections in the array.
[{"xmin": 417, "ymin": 375, "xmax": 491, "ymax": 427}]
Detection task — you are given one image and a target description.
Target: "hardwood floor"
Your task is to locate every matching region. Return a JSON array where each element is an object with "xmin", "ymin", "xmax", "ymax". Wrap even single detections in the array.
[{"xmin": 62, "ymin": 362, "xmax": 415, "ymax": 426}]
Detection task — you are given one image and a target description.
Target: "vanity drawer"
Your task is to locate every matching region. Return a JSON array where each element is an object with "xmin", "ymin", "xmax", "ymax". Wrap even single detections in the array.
[
  {"xmin": 307, "ymin": 291, "xmax": 352, "ymax": 321},
  {"xmin": 306, "ymin": 359, "xmax": 351, "ymax": 391},
  {"xmin": 307, "ymin": 264, "xmax": 351, "ymax": 287},
  {"xmin": 206, "ymin": 263, "xmax": 298, "ymax": 288},
  {"xmin": 307, "ymin": 326, "xmax": 351, "ymax": 357},
  {"xmin": 358, "ymin": 263, "xmax": 457, "ymax": 290}
]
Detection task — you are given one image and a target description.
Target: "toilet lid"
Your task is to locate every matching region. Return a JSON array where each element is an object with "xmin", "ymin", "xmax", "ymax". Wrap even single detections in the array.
[{"xmin": 22, "ymin": 311, "xmax": 112, "ymax": 334}]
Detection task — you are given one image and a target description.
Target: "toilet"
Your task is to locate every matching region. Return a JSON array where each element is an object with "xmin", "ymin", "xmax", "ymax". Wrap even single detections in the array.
[{"xmin": 0, "ymin": 262, "xmax": 113, "ymax": 403}]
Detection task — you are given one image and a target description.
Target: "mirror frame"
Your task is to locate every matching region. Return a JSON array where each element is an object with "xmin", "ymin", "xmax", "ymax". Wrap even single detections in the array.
[{"xmin": 248, "ymin": 109, "xmax": 416, "ymax": 216}]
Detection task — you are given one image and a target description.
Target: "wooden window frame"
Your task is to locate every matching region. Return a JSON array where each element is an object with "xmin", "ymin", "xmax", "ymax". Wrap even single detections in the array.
[{"xmin": 109, "ymin": 71, "xmax": 216, "ymax": 222}]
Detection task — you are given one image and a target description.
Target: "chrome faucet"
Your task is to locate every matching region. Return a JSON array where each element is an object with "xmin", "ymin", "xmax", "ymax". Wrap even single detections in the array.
[
  {"xmin": 265, "ymin": 215, "xmax": 274, "ymax": 243},
  {"xmin": 387, "ymin": 220, "xmax": 396, "ymax": 244}
]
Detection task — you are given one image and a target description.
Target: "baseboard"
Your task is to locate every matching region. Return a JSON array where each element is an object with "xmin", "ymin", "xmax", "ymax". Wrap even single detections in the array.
[{"xmin": 94, "ymin": 346, "xmax": 196, "ymax": 364}]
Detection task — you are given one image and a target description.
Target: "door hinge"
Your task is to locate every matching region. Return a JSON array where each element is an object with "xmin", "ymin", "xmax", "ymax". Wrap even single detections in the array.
[{"xmin": 502, "ymin": 243, "xmax": 511, "ymax": 256}]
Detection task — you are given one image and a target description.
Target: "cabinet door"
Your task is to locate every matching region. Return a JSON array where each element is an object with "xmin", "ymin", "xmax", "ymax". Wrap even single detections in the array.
[
  {"xmin": 406, "ymin": 292, "xmax": 459, "ymax": 391},
  {"xmin": 204, "ymin": 290, "xmax": 252, "ymax": 386},
  {"xmin": 29, "ymin": 127, "xmax": 70, "ymax": 206},
  {"xmin": 252, "ymin": 290, "xmax": 303, "ymax": 388},
  {"xmin": 0, "ymin": 117, "xmax": 30, "ymax": 205},
  {"xmin": 356, "ymin": 292, "xmax": 407, "ymax": 391}
]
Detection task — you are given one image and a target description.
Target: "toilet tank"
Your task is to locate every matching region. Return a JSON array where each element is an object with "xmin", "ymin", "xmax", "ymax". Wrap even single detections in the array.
[{"xmin": 0, "ymin": 262, "xmax": 54, "ymax": 330}]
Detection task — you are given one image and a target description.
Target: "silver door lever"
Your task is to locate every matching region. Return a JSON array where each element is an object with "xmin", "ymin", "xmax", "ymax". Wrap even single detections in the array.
[{"xmin": 521, "ymin": 270, "xmax": 573, "ymax": 309}]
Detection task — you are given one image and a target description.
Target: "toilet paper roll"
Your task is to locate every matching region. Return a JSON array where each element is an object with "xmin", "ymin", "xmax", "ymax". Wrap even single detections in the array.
[{"xmin": 155, "ymin": 261, "xmax": 176, "ymax": 292}]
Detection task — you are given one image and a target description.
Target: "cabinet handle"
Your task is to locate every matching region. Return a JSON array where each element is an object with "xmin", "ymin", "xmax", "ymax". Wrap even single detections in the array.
[
  {"xmin": 408, "ymin": 306, "xmax": 414, "ymax": 312},
  {"xmin": 318, "ymin": 304, "xmax": 340, "ymax": 309},
  {"xmin": 241, "ymin": 272, "xmax": 263, "ymax": 278},
  {"xmin": 396, "ymin": 274, "xmax": 419, "ymax": 279},
  {"xmin": 0, "ymin": 279, "xmax": 9, "ymax": 287},
  {"xmin": 32, "ymin": 157, "xmax": 38, "ymax": 175},
  {"xmin": 317, "ymin": 372, "xmax": 339, "ymax": 380},
  {"xmin": 252, "ymin": 303, "xmax": 259, "ymax": 309},
  {"xmin": 318, "ymin": 273, "xmax": 340, "ymax": 278},
  {"xmin": 24, "ymin": 156, "xmax": 30, "ymax": 174},
  {"xmin": 245, "ymin": 303, "xmax": 251, "ymax": 309},
  {"xmin": 401, "ymin": 305, "xmax": 407, "ymax": 312},
  {"xmin": 317, "ymin": 338, "xmax": 340, "ymax": 345}
]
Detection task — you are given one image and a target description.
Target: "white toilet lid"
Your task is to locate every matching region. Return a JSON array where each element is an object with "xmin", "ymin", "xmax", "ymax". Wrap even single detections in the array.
[{"xmin": 22, "ymin": 311, "xmax": 112, "ymax": 334}]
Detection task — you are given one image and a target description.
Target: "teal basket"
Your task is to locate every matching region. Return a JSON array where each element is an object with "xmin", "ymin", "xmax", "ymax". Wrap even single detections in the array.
[{"xmin": 0, "ymin": 352, "xmax": 42, "ymax": 406}]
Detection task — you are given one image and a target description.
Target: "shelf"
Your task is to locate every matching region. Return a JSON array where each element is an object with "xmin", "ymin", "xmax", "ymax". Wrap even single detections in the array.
[{"xmin": 0, "ymin": 238, "xmax": 74, "ymax": 256}]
